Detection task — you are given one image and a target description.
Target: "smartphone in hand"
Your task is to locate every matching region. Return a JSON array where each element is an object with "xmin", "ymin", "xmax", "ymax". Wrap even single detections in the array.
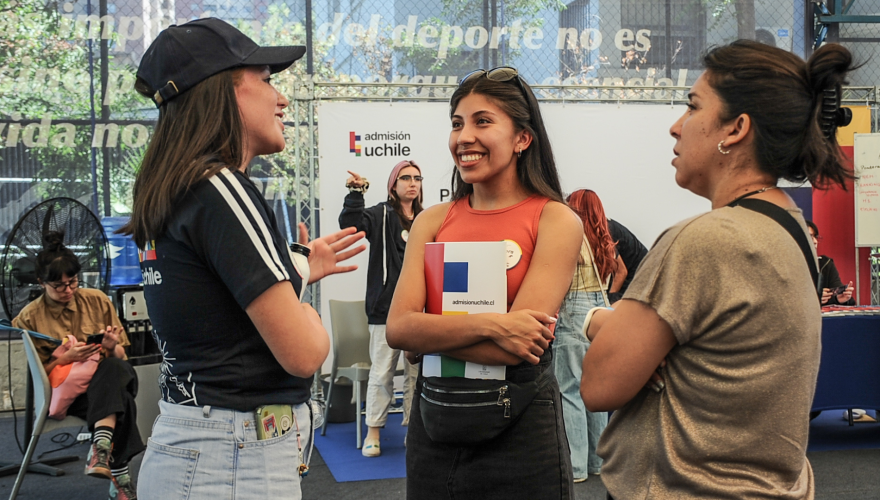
[
  {"xmin": 832, "ymin": 285, "xmax": 849, "ymax": 295},
  {"xmin": 86, "ymin": 333, "xmax": 105, "ymax": 345}
]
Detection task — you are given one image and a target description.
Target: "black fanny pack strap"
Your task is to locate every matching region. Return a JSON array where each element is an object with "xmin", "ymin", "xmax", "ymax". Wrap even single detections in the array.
[{"xmin": 731, "ymin": 198, "xmax": 819, "ymax": 292}]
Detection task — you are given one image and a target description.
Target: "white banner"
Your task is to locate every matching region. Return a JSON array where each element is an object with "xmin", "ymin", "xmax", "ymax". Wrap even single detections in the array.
[{"xmin": 317, "ymin": 101, "xmax": 707, "ymax": 369}]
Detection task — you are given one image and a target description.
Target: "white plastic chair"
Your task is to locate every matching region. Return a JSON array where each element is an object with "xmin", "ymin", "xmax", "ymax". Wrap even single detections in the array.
[
  {"xmin": 8, "ymin": 332, "xmax": 88, "ymax": 500},
  {"xmin": 321, "ymin": 300, "xmax": 373, "ymax": 448}
]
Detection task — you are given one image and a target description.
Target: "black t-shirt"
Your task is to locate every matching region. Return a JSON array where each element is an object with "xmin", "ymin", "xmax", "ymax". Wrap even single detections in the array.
[
  {"xmin": 608, "ymin": 219, "xmax": 648, "ymax": 292},
  {"xmin": 141, "ymin": 168, "xmax": 309, "ymax": 411}
]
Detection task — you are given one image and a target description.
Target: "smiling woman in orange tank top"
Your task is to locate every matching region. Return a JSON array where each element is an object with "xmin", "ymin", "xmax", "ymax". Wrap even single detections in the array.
[{"xmin": 386, "ymin": 68, "xmax": 583, "ymax": 500}]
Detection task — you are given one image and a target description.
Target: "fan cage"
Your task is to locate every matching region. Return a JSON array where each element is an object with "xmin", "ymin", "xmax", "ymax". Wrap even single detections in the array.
[{"xmin": 0, "ymin": 197, "xmax": 111, "ymax": 320}]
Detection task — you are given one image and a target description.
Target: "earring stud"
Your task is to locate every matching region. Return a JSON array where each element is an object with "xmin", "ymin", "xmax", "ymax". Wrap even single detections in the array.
[{"xmin": 718, "ymin": 141, "xmax": 731, "ymax": 155}]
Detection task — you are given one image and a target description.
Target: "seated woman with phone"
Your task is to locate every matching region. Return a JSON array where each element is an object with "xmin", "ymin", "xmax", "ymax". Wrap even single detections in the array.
[
  {"xmin": 806, "ymin": 220, "xmax": 855, "ymax": 305},
  {"xmin": 12, "ymin": 231, "xmax": 143, "ymax": 500}
]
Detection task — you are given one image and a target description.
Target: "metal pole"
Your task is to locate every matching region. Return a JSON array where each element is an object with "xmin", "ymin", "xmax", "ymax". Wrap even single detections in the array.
[
  {"xmin": 305, "ymin": 0, "xmax": 314, "ymax": 75},
  {"xmin": 491, "ymin": 0, "xmax": 498, "ymax": 68},
  {"xmin": 100, "ymin": 0, "xmax": 111, "ymax": 217},
  {"xmin": 804, "ymin": 0, "xmax": 814, "ymax": 58},
  {"xmin": 856, "ymin": 246, "xmax": 860, "ymax": 304},
  {"xmin": 665, "ymin": 0, "xmax": 672, "ymax": 79},
  {"xmin": 828, "ymin": 0, "xmax": 839, "ymax": 43},
  {"xmin": 87, "ymin": 0, "xmax": 100, "ymax": 215},
  {"xmin": 482, "ymin": 0, "xmax": 489, "ymax": 69}
]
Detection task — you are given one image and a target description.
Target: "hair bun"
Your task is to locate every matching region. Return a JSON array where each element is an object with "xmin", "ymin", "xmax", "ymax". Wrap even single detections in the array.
[
  {"xmin": 806, "ymin": 44, "xmax": 854, "ymax": 98},
  {"xmin": 42, "ymin": 231, "xmax": 66, "ymax": 251}
]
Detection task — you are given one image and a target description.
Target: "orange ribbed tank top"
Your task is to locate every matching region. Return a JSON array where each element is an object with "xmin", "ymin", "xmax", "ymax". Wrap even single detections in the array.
[{"xmin": 435, "ymin": 195, "xmax": 550, "ymax": 311}]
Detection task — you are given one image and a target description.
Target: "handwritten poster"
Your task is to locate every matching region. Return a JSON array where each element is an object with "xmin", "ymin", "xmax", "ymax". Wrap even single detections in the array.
[{"xmin": 854, "ymin": 133, "xmax": 880, "ymax": 246}]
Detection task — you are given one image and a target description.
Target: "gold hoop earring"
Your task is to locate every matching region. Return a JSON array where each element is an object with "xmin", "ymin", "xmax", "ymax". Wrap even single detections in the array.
[
  {"xmin": 517, "ymin": 148, "xmax": 522, "ymax": 158},
  {"xmin": 718, "ymin": 141, "xmax": 731, "ymax": 155}
]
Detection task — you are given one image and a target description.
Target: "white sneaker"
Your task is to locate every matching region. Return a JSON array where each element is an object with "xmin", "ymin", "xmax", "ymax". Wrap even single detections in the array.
[
  {"xmin": 362, "ymin": 438, "xmax": 381, "ymax": 457},
  {"xmin": 843, "ymin": 409, "xmax": 866, "ymax": 420}
]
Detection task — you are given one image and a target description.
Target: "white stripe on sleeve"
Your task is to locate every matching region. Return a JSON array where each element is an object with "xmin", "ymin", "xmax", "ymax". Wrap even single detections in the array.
[
  {"xmin": 207, "ymin": 170, "xmax": 287, "ymax": 282},
  {"xmin": 219, "ymin": 169, "xmax": 290, "ymax": 280}
]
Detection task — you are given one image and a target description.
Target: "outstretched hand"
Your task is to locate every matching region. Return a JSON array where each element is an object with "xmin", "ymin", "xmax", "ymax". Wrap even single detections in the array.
[
  {"xmin": 101, "ymin": 325, "xmax": 122, "ymax": 352},
  {"xmin": 298, "ymin": 223, "xmax": 366, "ymax": 284}
]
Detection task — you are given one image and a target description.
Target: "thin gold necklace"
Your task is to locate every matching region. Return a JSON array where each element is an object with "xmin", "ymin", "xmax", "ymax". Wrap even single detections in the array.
[{"xmin": 728, "ymin": 185, "xmax": 778, "ymax": 206}]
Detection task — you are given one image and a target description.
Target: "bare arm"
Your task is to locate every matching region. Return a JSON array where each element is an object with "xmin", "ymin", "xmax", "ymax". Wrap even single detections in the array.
[
  {"xmin": 386, "ymin": 204, "xmax": 515, "ymax": 358},
  {"xmin": 387, "ymin": 201, "xmax": 583, "ymax": 365},
  {"xmin": 580, "ymin": 299, "xmax": 677, "ymax": 411},
  {"xmin": 247, "ymin": 281, "xmax": 330, "ymax": 377},
  {"xmin": 447, "ymin": 202, "xmax": 584, "ymax": 364},
  {"xmin": 609, "ymin": 255, "xmax": 627, "ymax": 294}
]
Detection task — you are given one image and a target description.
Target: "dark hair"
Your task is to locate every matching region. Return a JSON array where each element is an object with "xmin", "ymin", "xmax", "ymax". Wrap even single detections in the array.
[
  {"xmin": 567, "ymin": 189, "xmax": 617, "ymax": 281},
  {"xmin": 702, "ymin": 40, "xmax": 857, "ymax": 189},
  {"xmin": 388, "ymin": 161, "xmax": 425, "ymax": 231},
  {"xmin": 448, "ymin": 71, "xmax": 564, "ymax": 203},
  {"xmin": 35, "ymin": 231, "xmax": 81, "ymax": 283},
  {"xmin": 806, "ymin": 220, "xmax": 819, "ymax": 237},
  {"xmin": 121, "ymin": 69, "xmax": 246, "ymax": 248}
]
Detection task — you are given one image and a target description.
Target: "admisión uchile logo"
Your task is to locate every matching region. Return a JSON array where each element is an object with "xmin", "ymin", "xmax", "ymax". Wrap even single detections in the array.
[{"xmin": 349, "ymin": 131, "xmax": 412, "ymax": 157}]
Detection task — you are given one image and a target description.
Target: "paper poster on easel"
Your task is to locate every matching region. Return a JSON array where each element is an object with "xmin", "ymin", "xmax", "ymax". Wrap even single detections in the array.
[{"xmin": 853, "ymin": 133, "xmax": 880, "ymax": 246}]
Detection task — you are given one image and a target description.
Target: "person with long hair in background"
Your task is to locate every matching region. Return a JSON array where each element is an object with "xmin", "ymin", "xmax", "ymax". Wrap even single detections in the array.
[
  {"xmin": 124, "ymin": 18, "xmax": 363, "ymax": 499},
  {"xmin": 553, "ymin": 188, "xmax": 623, "ymax": 482},
  {"xmin": 13, "ymin": 232, "xmax": 142, "ymax": 500},
  {"xmin": 386, "ymin": 67, "xmax": 583, "ymax": 499},
  {"xmin": 581, "ymin": 41, "xmax": 857, "ymax": 499},
  {"xmin": 339, "ymin": 161, "xmax": 425, "ymax": 456}
]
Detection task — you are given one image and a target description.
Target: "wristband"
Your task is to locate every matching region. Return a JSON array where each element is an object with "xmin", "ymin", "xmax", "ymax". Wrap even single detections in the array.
[
  {"xmin": 346, "ymin": 179, "xmax": 369, "ymax": 193},
  {"xmin": 582, "ymin": 306, "xmax": 613, "ymax": 341}
]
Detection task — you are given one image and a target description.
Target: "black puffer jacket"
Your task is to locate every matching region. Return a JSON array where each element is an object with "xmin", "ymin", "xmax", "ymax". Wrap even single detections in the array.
[{"xmin": 339, "ymin": 191, "xmax": 408, "ymax": 324}]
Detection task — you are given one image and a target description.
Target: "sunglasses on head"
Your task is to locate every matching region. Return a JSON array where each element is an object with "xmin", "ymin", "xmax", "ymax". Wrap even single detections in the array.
[
  {"xmin": 458, "ymin": 66, "xmax": 534, "ymax": 122},
  {"xmin": 459, "ymin": 66, "xmax": 527, "ymax": 93}
]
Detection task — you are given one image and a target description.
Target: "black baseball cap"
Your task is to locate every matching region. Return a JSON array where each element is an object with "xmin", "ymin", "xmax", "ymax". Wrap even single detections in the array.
[{"xmin": 137, "ymin": 18, "xmax": 306, "ymax": 107}]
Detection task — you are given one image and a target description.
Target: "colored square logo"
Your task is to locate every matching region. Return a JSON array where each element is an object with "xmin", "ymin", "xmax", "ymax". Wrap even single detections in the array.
[
  {"xmin": 443, "ymin": 262, "xmax": 468, "ymax": 292},
  {"xmin": 349, "ymin": 131, "xmax": 361, "ymax": 156}
]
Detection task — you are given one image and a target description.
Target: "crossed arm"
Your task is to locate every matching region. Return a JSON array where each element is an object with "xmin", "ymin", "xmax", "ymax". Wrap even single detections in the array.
[
  {"xmin": 386, "ymin": 201, "xmax": 583, "ymax": 366},
  {"xmin": 581, "ymin": 299, "xmax": 677, "ymax": 411}
]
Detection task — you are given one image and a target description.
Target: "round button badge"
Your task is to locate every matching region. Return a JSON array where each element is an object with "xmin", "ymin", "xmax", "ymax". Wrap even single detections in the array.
[
  {"xmin": 280, "ymin": 414, "xmax": 292, "ymax": 432},
  {"xmin": 401, "ymin": 229, "xmax": 409, "ymax": 242},
  {"xmin": 504, "ymin": 239, "xmax": 523, "ymax": 270}
]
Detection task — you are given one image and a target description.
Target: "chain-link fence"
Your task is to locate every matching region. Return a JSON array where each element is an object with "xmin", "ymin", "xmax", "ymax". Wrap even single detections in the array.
[{"xmin": 2, "ymin": 0, "xmax": 880, "ymax": 304}]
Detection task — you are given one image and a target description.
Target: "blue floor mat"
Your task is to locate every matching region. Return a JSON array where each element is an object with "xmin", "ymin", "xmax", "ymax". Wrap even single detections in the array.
[
  {"xmin": 808, "ymin": 409, "xmax": 880, "ymax": 452},
  {"xmin": 314, "ymin": 412, "xmax": 407, "ymax": 482},
  {"xmin": 314, "ymin": 408, "xmax": 876, "ymax": 481}
]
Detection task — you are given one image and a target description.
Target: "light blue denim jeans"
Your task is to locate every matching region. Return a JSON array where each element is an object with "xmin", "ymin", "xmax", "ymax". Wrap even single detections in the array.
[
  {"xmin": 137, "ymin": 400, "xmax": 314, "ymax": 500},
  {"xmin": 551, "ymin": 289, "xmax": 609, "ymax": 478}
]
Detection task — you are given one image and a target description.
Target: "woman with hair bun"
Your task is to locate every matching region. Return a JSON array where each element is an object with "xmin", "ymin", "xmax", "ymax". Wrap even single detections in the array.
[
  {"xmin": 581, "ymin": 41, "xmax": 856, "ymax": 499},
  {"xmin": 13, "ymin": 231, "xmax": 142, "ymax": 500}
]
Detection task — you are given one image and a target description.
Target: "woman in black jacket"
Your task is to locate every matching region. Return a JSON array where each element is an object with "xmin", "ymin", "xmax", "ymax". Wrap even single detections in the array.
[{"xmin": 339, "ymin": 160, "xmax": 424, "ymax": 456}]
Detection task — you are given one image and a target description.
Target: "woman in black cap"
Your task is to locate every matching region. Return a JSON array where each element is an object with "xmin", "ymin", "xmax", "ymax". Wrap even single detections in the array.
[{"xmin": 125, "ymin": 18, "xmax": 364, "ymax": 499}]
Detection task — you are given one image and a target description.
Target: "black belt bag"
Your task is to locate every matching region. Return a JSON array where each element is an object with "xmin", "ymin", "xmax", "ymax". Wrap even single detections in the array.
[{"xmin": 419, "ymin": 370, "xmax": 543, "ymax": 446}]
